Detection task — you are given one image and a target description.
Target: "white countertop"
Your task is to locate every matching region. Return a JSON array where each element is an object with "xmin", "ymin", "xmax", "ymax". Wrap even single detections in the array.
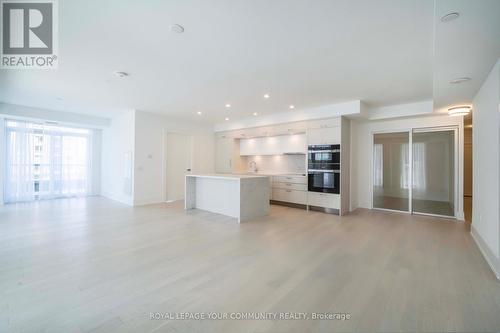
[
  {"xmin": 236, "ymin": 172, "xmax": 307, "ymax": 177},
  {"xmin": 186, "ymin": 173, "xmax": 269, "ymax": 180}
]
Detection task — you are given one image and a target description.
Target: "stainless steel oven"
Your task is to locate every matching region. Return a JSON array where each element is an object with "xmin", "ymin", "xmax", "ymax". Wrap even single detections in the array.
[
  {"xmin": 308, "ymin": 144, "xmax": 340, "ymax": 194},
  {"xmin": 308, "ymin": 170, "xmax": 340, "ymax": 194}
]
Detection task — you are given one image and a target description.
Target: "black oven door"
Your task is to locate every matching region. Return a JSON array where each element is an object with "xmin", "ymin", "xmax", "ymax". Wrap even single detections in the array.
[
  {"xmin": 308, "ymin": 171, "xmax": 340, "ymax": 194},
  {"xmin": 308, "ymin": 145, "xmax": 340, "ymax": 164}
]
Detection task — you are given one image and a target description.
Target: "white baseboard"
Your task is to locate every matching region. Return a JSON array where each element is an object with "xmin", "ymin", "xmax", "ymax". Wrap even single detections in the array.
[
  {"xmin": 133, "ymin": 198, "xmax": 165, "ymax": 206},
  {"xmin": 471, "ymin": 225, "xmax": 500, "ymax": 280},
  {"xmin": 101, "ymin": 194, "xmax": 134, "ymax": 206}
]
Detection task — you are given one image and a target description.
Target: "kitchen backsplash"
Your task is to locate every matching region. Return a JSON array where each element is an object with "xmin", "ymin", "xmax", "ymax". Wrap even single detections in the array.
[{"xmin": 243, "ymin": 155, "xmax": 306, "ymax": 174}]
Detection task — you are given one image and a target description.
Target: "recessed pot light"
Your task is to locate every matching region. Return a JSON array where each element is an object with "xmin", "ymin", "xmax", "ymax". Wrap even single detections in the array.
[
  {"xmin": 253, "ymin": 112, "xmax": 258, "ymax": 116},
  {"xmin": 170, "ymin": 24, "xmax": 185, "ymax": 33},
  {"xmin": 225, "ymin": 117, "xmax": 230, "ymax": 121},
  {"xmin": 197, "ymin": 111, "xmax": 202, "ymax": 115},
  {"xmin": 448, "ymin": 105, "xmax": 471, "ymax": 116},
  {"xmin": 114, "ymin": 71, "xmax": 130, "ymax": 78},
  {"xmin": 263, "ymin": 94, "xmax": 270, "ymax": 99},
  {"xmin": 289, "ymin": 105, "xmax": 295, "ymax": 109},
  {"xmin": 450, "ymin": 77, "xmax": 471, "ymax": 84},
  {"xmin": 441, "ymin": 12, "xmax": 460, "ymax": 22},
  {"xmin": 225, "ymin": 104, "xmax": 231, "ymax": 108}
]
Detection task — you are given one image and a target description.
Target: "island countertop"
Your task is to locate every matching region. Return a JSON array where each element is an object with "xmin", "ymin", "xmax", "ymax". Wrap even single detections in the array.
[{"xmin": 185, "ymin": 173, "xmax": 270, "ymax": 223}]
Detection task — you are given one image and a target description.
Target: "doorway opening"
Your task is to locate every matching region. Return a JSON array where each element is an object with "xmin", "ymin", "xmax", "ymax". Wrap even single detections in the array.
[{"xmin": 372, "ymin": 127, "xmax": 458, "ymax": 218}]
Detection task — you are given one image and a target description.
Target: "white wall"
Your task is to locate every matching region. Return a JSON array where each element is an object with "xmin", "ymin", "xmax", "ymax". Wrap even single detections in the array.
[
  {"xmin": 470, "ymin": 59, "xmax": 500, "ymax": 278},
  {"xmin": 350, "ymin": 114, "xmax": 464, "ymax": 219},
  {"xmin": 133, "ymin": 111, "xmax": 215, "ymax": 206},
  {"xmin": 101, "ymin": 110, "xmax": 136, "ymax": 205},
  {"xmin": 0, "ymin": 118, "xmax": 5, "ymax": 205},
  {"xmin": 366, "ymin": 101, "xmax": 433, "ymax": 120}
]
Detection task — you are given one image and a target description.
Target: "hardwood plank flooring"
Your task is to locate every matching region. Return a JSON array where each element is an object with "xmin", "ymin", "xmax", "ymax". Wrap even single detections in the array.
[{"xmin": 0, "ymin": 197, "xmax": 499, "ymax": 332}]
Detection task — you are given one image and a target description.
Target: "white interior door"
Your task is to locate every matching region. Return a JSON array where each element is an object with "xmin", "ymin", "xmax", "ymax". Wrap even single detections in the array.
[{"xmin": 166, "ymin": 133, "xmax": 192, "ymax": 202}]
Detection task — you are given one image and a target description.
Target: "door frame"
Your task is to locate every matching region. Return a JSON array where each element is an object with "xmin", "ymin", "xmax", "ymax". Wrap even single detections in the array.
[
  {"xmin": 162, "ymin": 130, "xmax": 193, "ymax": 203},
  {"xmin": 370, "ymin": 126, "xmax": 459, "ymax": 219}
]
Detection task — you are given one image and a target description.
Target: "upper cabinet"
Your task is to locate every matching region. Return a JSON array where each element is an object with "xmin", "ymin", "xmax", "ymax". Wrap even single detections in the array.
[
  {"xmin": 223, "ymin": 117, "xmax": 343, "ymax": 154},
  {"xmin": 307, "ymin": 126, "xmax": 341, "ymax": 145},
  {"xmin": 240, "ymin": 134, "xmax": 306, "ymax": 156}
]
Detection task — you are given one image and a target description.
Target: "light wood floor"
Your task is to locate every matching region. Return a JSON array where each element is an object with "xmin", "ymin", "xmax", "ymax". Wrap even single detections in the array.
[{"xmin": 1, "ymin": 197, "xmax": 499, "ymax": 333}]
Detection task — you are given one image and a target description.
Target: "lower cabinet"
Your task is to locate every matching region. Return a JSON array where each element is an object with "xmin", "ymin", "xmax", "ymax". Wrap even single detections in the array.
[
  {"xmin": 307, "ymin": 192, "xmax": 340, "ymax": 209},
  {"xmin": 272, "ymin": 188, "xmax": 307, "ymax": 205},
  {"xmin": 271, "ymin": 175, "xmax": 307, "ymax": 205},
  {"xmin": 270, "ymin": 176, "xmax": 340, "ymax": 212}
]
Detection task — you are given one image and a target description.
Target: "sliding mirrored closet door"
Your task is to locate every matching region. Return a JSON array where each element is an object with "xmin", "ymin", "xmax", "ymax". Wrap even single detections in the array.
[
  {"xmin": 372, "ymin": 132, "xmax": 410, "ymax": 212},
  {"xmin": 411, "ymin": 129, "xmax": 456, "ymax": 217},
  {"xmin": 372, "ymin": 128, "xmax": 457, "ymax": 217}
]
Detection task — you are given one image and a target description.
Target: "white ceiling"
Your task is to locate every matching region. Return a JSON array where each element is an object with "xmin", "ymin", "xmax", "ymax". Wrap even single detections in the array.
[
  {"xmin": 0, "ymin": 0, "xmax": 498, "ymax": 124},
  {"xmin": 433, "ymin": 0, "xmax": 500, "ymax": 112}
]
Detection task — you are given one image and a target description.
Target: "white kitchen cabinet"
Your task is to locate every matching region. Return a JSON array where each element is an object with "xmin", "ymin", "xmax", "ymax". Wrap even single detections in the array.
[
  {"xmin": 240, "ymin": 134, "xmax": 306, "ymax": 156},
  {"xmin": 272, "ymin": 188, "xmax": 307, "ymax": 205},
  {"xmin": 240, "ymin": 137, "xmax": 258, "ymax": 156},
  {"xmin": 272, "ymin": 182, "xmax": 307, "ymax": 191},
  {"xmin": 307, "ymin": 192, "xmax": 340, "ymax": 209},
  {"xmin": 215, "ymin": 136, "xmax": 244, "ymax": 173},
  {"xmin": 271, "ymin": 175, "xmax": 308, "ymax": 205},
  {"xmin": 215, "ymin": 136, "xmax": 233, "ymax": 173},
  {"xmin": 240, "ymin": 137, "xmax": 278, "ymax": 155},
  {"xmin": 285, "ymin": 134, "xmax": 307, "ymax": 153},
  {"xmin": 273, "ymin": 175, "xmax": 307, "ymax": 184},
  {"xmin": 307, "ymin": 126, "xmax": 340, "ymax": 145}
]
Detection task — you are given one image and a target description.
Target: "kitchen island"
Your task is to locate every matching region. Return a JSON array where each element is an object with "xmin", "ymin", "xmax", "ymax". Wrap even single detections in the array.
[{"xmin": 185, "ymin": 174, "xmax": 270, "ymax": 223}]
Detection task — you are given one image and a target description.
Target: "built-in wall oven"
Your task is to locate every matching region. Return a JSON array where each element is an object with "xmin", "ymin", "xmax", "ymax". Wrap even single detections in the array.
[{"xmin": 308, "ymin": 144, "xmax": 340, "ymax": 194}]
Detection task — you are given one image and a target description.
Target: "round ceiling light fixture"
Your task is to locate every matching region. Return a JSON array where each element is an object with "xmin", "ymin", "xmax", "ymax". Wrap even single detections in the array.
[
  {"xmin": 197, "ymin": 111, "xmax": 202, "ymax": 115},
  {"xmin": 225, "ymin": 117, "xmax": 230, "ymax": 121},
  {"xmin": 448, "ymin": 105, "xmax": 471, "ymax": 117},
  {"xmin": 253, "ymin": 112, "xmax": 258, "ymax": 116},
  {"xmin": 441, "ymin": 12, "xmax": 460, "ymax": 22},
  {"xmin": 289, "ymin": 105, "xmax": 295, "ymax": 110},
  {"xmin": 170, "ymin": 24, "xmax": 185, "ymax": 33},
  {"xmin": 114, "ymin": 71, "xmax": 130, "ymax": 78},
  {"xmin": 263, "ymin": 94, "xmax": 270, "ymax": 99},
  {"xmin": 225, "ymin": 104, "xmax": 231, "ymax": 108},
  {"xmin": 450, "ymin": 77, "xmax": 471, "ymax": 84}
]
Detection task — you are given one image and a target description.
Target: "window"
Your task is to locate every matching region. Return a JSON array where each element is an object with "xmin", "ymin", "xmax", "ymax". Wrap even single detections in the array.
[{"xmin": 4, "ymin": 120, "xmax": 92, "ymax": 203}]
